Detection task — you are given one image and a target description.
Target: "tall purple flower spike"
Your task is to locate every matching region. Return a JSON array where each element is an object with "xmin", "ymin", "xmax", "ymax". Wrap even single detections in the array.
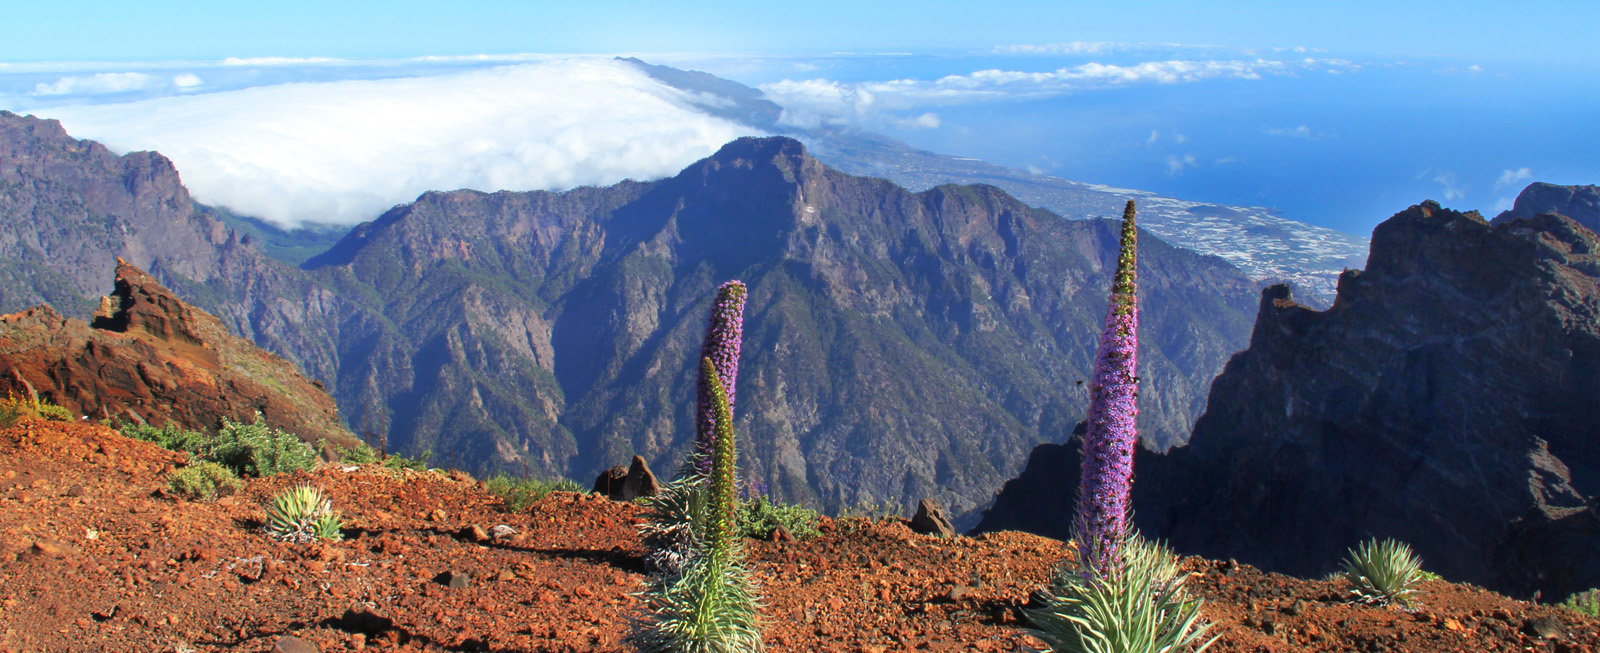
[
  {"xmin": 694, "ymin": 281, "xmax": 748, "ymax": 474},
  {"xmin": 1073, "ymin": 200, "xmax": 1140, "ymax": 581}
]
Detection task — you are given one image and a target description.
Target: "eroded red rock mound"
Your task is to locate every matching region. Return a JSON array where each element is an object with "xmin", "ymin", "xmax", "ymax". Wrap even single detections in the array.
[{"xmin": 0, "ymin": 260, "xmax": 357, "ymax": 449}]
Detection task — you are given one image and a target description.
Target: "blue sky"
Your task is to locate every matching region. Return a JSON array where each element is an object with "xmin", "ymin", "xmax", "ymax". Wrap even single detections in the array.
[
  {"xmin": 6, "ymin": 0, "xmax": 1595, "ymax": 64},
  {"xmin": 1, "ymin": 2, "xmax": 1595, "ymax": 234}
]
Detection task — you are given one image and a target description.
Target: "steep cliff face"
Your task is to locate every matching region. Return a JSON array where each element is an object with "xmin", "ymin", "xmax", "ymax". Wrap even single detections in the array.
[
  {"xmin": 305, "ymin": 137, "xmax": 1260, "ymax": 518},
  {"xmin": 978, "ymin": 201, "xmax": 1600, "ymax": 599},
  {"xmin": 0, "ymin": 261, "xmax": 357, "ymax": 447}
]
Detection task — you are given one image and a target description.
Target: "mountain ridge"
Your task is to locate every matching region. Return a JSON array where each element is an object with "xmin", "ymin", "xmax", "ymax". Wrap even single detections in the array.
[
  {"xmin": 0, "ymin": 111, "xmax": 1261, "ymax": 522},
  {"xmin": 620, "ymin": 59, "xmax": 1370, "ymax": 302},
  {"xmin": 302, "ymin": 135, "xmax": 1260, "ymax": 521}
]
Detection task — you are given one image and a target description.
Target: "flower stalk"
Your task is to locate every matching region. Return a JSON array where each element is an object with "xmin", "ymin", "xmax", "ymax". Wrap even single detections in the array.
[
  {"xmin": 1073, "ymin": 199, "xmax": 1141, "ymax": 580},
  {"xmin": 695, "ymin": 281, "xmax": 747, "ymax": 473}
]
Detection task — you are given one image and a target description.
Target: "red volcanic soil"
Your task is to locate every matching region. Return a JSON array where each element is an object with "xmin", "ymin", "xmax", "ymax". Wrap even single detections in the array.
[{"xmin": 1, "ymin": 418, "xmax": 1597, "ymax": 652}]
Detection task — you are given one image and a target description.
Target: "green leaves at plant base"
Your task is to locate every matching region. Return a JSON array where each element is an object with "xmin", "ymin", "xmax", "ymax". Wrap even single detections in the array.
[
  {"xmin": 1341, "ymin": 537, "xmax": 1425, "ymax": 606},
  {"xmin": 737, "ymin": 496, "xmax": 819, "ymax": 540},
  {"xmin": 633, "ymin": 538, "xmax": 765, "ymax": 653},
  {"xmin": 165, "ymin": 462, "xmax": 244, "ymax": 501},
  {"xmin": 483, "ymin": 473, "xmax": 586, "ymax": 513},
  {"xmin": 264, "ymin": 484, "xmax": 343, "ymax": 543},
  {"xmin": 1026, "ymin": 533, "xmax": 1215, "ymax": 653}
]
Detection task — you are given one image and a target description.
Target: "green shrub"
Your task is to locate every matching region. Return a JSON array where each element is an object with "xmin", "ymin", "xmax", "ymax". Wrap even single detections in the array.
[
  {"xmin": 165, "ymin": 462, "xmax": 243, "ymax": 501},
  {"xmin": 484, "ymin": 473, "xmax": 586, "ymax": 512},
  {"xmin": 738, "ymin": 496, "xmax": 820, "ymax": 540},
  {"xmin": 118, "ymin": 421, "xmax": 210, "ymax": 454},
  {"xmin": 201, "ymin": 413, "xmax": 317, "ymax": 478},
  {"xmin": 264, "ymin": 484, "xmax": 343, "ymax": 543},
  {"xmin": 0, "ymin": 394, "xmax": 75, "ymax": 427},
  {"xmin": 1561, "ymin": 589, "xmax": 1600, "ymax": 617},
  {"xmin": 1027, "ymin": 533, "xmax": 1215, "ymax": 653},
  {"xmin": 1341, "ymin": 538, "xmax": 1425, "ymax": 606},
  {"xmin": 382, "ymin": 449, "xmax": 432, "ymax": 471},
  {"xmin": 333, "ymin": 441, "xmax": 379, "ymax": 464},
  {"xmin": 838, "ymin": 497, "xmax": 902, "ymax": 523}
]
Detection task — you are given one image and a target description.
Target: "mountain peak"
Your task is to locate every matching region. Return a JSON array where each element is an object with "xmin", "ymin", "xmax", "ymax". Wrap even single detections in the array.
[
  {"xmin": 704, "ymin": 136, "xmax": 810, "ymax": 170},
  {"xmin": 1494, "ymin": 182, "xmax": 1600, "ymax": 235}
]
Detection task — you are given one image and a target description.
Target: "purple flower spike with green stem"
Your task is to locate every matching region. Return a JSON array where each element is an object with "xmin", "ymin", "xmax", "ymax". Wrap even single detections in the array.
[
  {"xmin": 1074, "ymin": 199, "xmax": 1141, "ymax": 581},
  {"xmin": 701, "ymin": 356, "xmax": 739, "ymax": 559},
  {"xmin": 694, "ymin": 281, "xmax": 747, "ymax": 474}
]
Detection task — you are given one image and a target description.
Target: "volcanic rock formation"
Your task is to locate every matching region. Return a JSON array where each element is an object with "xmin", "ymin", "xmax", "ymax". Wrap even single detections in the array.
[
  {"xmin": 0, "ymin": 260, "xmax": 357, "ymax": 448},
  {"xmin": 1494, "ymin": 182, "xmax": 1600, "ymax": 237},
  {"xmin": 978, "ymin": 200, "xmax": 1600, "ymax": 600}
]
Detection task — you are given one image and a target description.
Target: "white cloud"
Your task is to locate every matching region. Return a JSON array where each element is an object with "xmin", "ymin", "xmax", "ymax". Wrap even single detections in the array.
[
  {"xmin": 995, "ymin": 41, "xmax": 1126, "ymax": 55},
  {"xmin": 1264, "ymin": 124, "xmax": 1315, "ymax": 139},
  {"xmin": 33, "ymin": 72, "xmax": 158, "ymax": 95},
  {"xmin": 1165, "ymin": 153, "xmax": 1198, "ymax": 176},
  {"xmin": 1492, "ymin": 196, "xmax": 1516, "ymax": 213},
  {"xmin": 760, "ymin": 58, "xmax": 1357, "ymax": 128},
  {"xmin": 221, "ymin": 56, "xmax": 342, "ymax": 66},
  {"xmin": 35, "ymin": 58, "xmax": 761, "ymax": 227},
  {"xmin": 1147, "ymin": 130, "xmax": 1160, "ymax": 144},
  {"xmin": 1495, "ymin": 167, "xmax": 1533, "ymax": 190},
  {"xmin": 894, "ymin": 112, "xmax": 941, "ymax": 129},
  {"xmin": 1431, "ymin": 171, "xmax": 1464, "ymax": 201},
  {"xmin": 173, "ymin": 73, "xmax": 203, "ymax": 89}
]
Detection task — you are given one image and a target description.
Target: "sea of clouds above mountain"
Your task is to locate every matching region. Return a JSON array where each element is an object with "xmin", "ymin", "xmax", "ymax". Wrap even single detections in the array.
[
  {"xmin": 4, "ymin": 57, "xmax": 763, "ymax": 227},
  {"xmin": 2, "ymin": 46, "xmax": 1592, "ymax": 234}
]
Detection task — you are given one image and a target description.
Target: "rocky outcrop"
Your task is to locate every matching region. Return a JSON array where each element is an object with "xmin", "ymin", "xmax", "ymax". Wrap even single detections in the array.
[
  {"xmin": 1495, "ymin": 182, "xmax": 1600, "ymax": 235},
  {"xmin": 977, "ymin": 201, "xmax": 1600, "ymax": 600},
  {"xmin": 910, "ymin": 498, "xmax": 955, "ymax": 538},
  {"xmin": 0, "ymin": 260, "xmax": 358, "ymax": 448}
]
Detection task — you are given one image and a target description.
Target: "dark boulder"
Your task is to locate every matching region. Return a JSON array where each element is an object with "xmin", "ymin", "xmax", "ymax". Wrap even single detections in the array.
[
  {"xmin": 620, "ymin": 455, "xmax": 660, "ymax": 501},
  {"xmin": 592, "ymin": 465, "xmax": 628, "ymax": 499},
  {"xmin": 910, "ymin": 498, "xmax": 955, "ymax": 538}
]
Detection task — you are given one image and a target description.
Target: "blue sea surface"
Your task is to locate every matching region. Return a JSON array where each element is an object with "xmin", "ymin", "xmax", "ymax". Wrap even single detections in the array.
[{"xmin": 708, "ymin": 51, "xmax": 1600, "ymax": 236}]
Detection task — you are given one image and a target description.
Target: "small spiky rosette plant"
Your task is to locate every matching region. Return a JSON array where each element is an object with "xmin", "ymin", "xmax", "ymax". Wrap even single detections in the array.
[
  {"xmin": 264, "ymin": 484, "xmax": 343, "ymax": 543},
  {"xmin": 635, "ymin": 357, "xmax": 763, "ymax": 653},
  {"xmin": 1341, "ymin": 538, "xmax": 1425, "ymax": 606},
  {"xmin": 1026, "ymin": 533, "xmax": 1215, "ymax": 653},
  {"xmin": 643, "ymin": 280, "xmax": 749, "ymax": 575},
  {"xmin": 1074, "ymin": 200, "xmax": 1141, "ymax": 579}
]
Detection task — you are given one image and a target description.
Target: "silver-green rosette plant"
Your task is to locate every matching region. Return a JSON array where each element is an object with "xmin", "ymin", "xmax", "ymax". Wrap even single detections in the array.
[
  {"xmin": 1341, "ymin": 537, "xmax": 1425, "ymax": 606},
  {"xmin": 1027, "ymin": 533, "xmax": 1214, "ymax": 653},
  {"xmin": 634, "ymin": 356, "xmax": 763, "ymax": 653},
  {"xmin": 264, "ymin": 484, "xmax": 344, "ymax": 543}
]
